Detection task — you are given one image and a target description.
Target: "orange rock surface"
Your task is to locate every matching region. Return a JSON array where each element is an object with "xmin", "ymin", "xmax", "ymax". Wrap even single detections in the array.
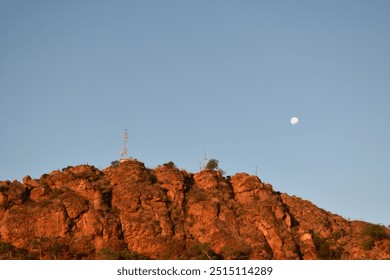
[{"xmin": 0, "ymin": 160, "xmax": 389, "ymax": 259}]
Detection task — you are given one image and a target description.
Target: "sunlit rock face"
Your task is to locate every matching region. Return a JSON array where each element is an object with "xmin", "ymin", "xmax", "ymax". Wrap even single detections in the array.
[{"xmin": 0, "ymin": 160, "xmax": 389, "ymax": 260}]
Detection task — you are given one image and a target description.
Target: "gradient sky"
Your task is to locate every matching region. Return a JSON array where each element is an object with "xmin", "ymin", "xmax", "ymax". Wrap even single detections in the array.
[{"xmin": 1, "ymin": 1, "xmax": 389, "ymax": 225}]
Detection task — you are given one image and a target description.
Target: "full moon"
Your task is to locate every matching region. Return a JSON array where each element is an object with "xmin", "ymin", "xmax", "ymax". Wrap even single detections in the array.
[{"xmin": 290, "ymin": 117, "xmax": 299, "ymax": 125}]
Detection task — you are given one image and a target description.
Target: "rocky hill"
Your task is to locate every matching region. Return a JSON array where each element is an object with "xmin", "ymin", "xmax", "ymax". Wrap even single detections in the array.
[{"xmin": 0, "ymin": 160, "xmax": 389, "ymax": 260}]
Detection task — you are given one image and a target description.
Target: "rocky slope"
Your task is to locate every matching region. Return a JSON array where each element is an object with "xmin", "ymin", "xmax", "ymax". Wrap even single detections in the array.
[{"xmin": 0, "ymin": 160, "xmax": 389, "ymax": 260}]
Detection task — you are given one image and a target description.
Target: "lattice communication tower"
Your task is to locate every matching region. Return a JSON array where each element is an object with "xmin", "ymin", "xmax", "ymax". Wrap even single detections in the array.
[
  {"xmin": 202, "ymin": 150, "xmax": 208, "ymax": 170},
  {"xmin": 120, "ymin": 129, "xmax": 129, "ymax": 161}
]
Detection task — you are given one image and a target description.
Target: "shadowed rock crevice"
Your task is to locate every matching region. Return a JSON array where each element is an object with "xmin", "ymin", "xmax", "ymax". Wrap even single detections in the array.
[{"xmin": 0, "ymin": 160, "xmax": 389, "ymax": 260}]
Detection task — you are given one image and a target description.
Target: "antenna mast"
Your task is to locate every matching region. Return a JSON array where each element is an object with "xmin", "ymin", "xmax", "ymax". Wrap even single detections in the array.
[
  {"xmin": 120, "ymin": 129, "xmax": 129, "ymax": 161},
  {"xmin": 202, "ymin": 150, "xmax": 208, "ymax": 170}
]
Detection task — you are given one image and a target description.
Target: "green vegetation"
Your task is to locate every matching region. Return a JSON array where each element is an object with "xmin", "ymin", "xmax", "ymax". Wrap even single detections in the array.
[
  {"xmin": 40, "ymin": 174, "xmax": 49, "ymax": 181},
  {"xmin": 362, "ymin": 239, "xmax": 374, "ymax": 251},
  {"xmin": 221, "ymin": 246, "xmax": 250, "ymax": 260},
  {"xmin": 312, "ymin": 232, "xmax": 343, "ymax": 260},
  {"xmin": 163, "ymin": 161, "xmax": 176, "ymax": 168},
  {"xmin": 0, "ymin": 242, "xmax": 35, "ymax": 260},
  {"xmin": 111, "ymin": 160, "xmax": 120, "ymax": 167},
  {"xmin": 49, "ymin": 240, "xmax": 68, "ymax": 260},
  {"xmin": 187, "ymin": 242, "xmax": 220, "ymax": 260},
  {"xmin": 97, "ymin": 247, "xmax": 150, "ymax": 260},
  {"xmin": 331, "ymin": 231, "xmax": 342, "ymax": 240},
  {"xmin": 31, "ymin": 237, "xmax": 70, "ymax": 260},
  {"xmin": 205, "ymin": 159, "xmax": 225, "ymax": 174},
  {"xmin": 361, "ymin": 224, "xmax": 388, "ymax": 251},
  {"xmin": 62, "ymin": 166, "xmax": 74, "ymax": 172},
  {"xmin": 363, "ymin": 224, "xmax": 387, "ymax": 240},
  {"xmin": 205, "ymin": 159, "xmax": 219, "ymax": 171}
]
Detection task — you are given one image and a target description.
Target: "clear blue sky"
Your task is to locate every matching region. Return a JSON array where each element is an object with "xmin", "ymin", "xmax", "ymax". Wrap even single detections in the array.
[{"xmin": 1, "ymin": 1, "xmax": 389, "ymax": 225}]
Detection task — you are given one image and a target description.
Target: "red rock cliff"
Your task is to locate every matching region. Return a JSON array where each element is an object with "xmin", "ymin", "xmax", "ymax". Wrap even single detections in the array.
[{"xmin": 0, "ymin": 160, "xmax": 389, "ymax": 259}]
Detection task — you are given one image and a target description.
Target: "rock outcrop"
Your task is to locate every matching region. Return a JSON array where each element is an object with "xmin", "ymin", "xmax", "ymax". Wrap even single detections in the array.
[{"xmin": 0, "ymin": 160, "xmax": 389, "ymax": 259}]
